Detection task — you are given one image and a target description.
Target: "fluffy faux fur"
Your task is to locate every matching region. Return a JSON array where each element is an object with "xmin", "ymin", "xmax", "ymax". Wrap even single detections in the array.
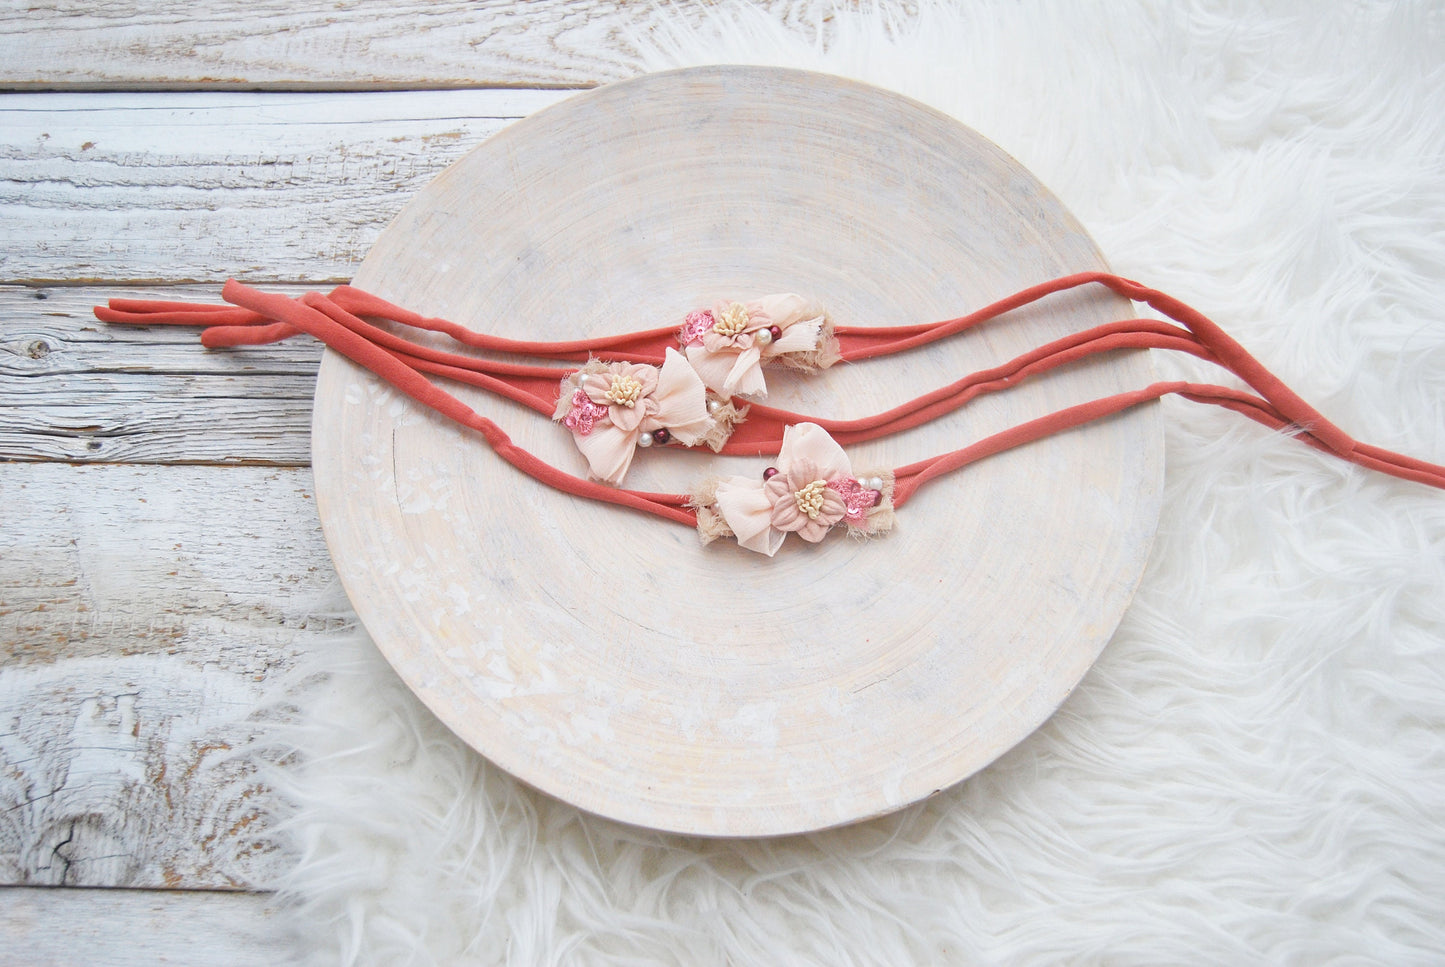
[{"xmin": 267, "ymin": 3, "xmax": 1445, "ymax": 963}]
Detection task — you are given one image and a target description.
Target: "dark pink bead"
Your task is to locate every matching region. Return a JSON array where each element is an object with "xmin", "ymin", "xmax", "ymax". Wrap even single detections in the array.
[
  {"xmin": 763, "ymin": 467, "xmax": 779, "ymax": 480},
  {"xmin": 652, "ymin": 428, "xmax": 670, "ymax": 445},
  {"xmin": 768, "ymin": 325, "xmax": 782, "ymax": 341}
]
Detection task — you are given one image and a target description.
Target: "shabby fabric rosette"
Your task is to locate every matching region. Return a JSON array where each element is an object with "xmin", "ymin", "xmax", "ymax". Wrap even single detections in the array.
[
  {"xmin": 555, "ymin": 348, "xmax": 714, "ymax": 485},
  {"xmin": 679, "ymin": 293, "xmax": 840, "ymax": 398},
  {"xmin": 692, "ymin": 423, "xmax": 895, "ymax": 556}
]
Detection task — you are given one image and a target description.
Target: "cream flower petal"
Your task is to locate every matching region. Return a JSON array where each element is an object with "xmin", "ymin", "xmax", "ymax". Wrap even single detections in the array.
[
  {"xmin": 609, "ymin": 401, "xmax": 647, "ymax": 433},
  {"xmin": 722, "ymin": 345, "xmax": 766, "ymax": 397},
  {"xmin": 768, "ymin": 314, "xmax": 824, "ymax": 355},
  {"xmin": 688, "ymin": 342, "xmax": 767, "ymax": 398},
  {"xmin": 629, "ymin": 363, "xmax": 660, "ymax": 397},
  {"xmin": 572, "ymin": 423, "xmax": 638, "ymax": 486},
  {"xmin": 684, "ymin": 344, "xmax": 741, "ymax": 397},
  {"xmin": 714, "ymin": 475, "xmax": 787, "ymax": 556},
  {"xmin": 580, "ymin": 373, "xmax": 614, "ymax": 406},
  {"xmin": 776, "ymin": 423, "xmax": 853, "ymax": 483},
  {"xmin": 753, "ymin": 294, "xmax": 824, "ymax": 356},
  {"xmin": 650, "ymin": 348, "xmax": 712, "ymax": 446},
  {"xmin": 703, "ymin": 329, "xmax": 755, "ymax": 354},
  {"xmin": 754, "ymin": 293, "xmax": 824, "ymax": 326}
]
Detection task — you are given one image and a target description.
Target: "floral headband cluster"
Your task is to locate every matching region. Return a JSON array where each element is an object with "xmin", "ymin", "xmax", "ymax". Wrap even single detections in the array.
[
  {"xmin": 553, "ymin": 293, "xmax": 836, "ymax": 486},
  {"xmin": 547, "ymin": 296, "xmax": 896, "ymax": 555},
  {"xmin": 96, "ymin": 273, "xmax": 1445, "ymax": 557}
]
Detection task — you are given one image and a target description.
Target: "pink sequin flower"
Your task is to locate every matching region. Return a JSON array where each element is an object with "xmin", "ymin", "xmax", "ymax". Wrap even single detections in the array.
[
  {"xmin": 829, "ymin": 476, "xmax": 882, "ymax": 525},
  {"xmin": 678, "ymin": 309, "xmax": 714, "ymax": 347},
  {"xmin": 561, "ymin": 388, "xmax": 607, "ymax": 436}
]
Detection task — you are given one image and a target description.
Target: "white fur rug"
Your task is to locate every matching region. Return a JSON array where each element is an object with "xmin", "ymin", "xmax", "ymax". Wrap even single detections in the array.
[{"xmin": 270, "ymin": 3, "xmax": 1445, "ymax": 963}]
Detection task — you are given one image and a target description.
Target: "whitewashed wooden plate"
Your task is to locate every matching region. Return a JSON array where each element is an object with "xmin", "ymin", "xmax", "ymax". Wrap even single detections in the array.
[{"xmin": 311, "ymin": 66, "xmax": 1163, "ymax": 836}]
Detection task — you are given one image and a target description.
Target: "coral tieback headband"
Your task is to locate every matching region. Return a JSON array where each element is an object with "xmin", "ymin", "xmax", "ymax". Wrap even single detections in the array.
[{"xmin": 96, "ymin": 272, "xmax": 1445, "ymax": 556}]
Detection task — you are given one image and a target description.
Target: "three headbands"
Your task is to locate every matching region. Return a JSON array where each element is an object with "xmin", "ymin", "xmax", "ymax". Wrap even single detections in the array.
[{"xmin": 95, "ymin": 273, "xmax": 1445, "ymax": 556}]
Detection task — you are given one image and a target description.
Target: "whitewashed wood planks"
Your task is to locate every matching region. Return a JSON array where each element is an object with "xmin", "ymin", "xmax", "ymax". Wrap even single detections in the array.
[
  {"xmin": 0, "ymin": 886, "xmax": 304, "ymax": 966},
  {"xmin": 0, "ymin": 0, "xmax": 824, "ymax": 91},
  {"xmin": 0, "ymin": 90, "xmax": 567, "ymax": 283},
  {"xmin": 0, "ymin": 0, "xmax": 841, "ymax": 926},
  {"xmin": 0, "ymin": 0, "xmax": 862, "ymax": 951},
  {"xmin": 0, "ymin": 462, "xmax": 337, "ymax": 888},
  {"xmin": 0, "ymin": 92, "xmax": 543, "ymax": 887},
  {"xmin": 1, "ymin": 285, "xmax": 319, "ymax": 464}
]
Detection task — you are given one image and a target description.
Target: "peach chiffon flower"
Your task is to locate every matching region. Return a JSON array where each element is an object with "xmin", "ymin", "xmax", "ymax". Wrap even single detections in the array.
[
  {"xmin": 561, "ymin": 348, "xmax": 713, "ymax": 485},
  {"xmin": 711, "ymin": 423, "xmax": 857, "ymax": 556},
  {"xmin": 683, "ymin": 293, "xmax": 830, "ymax": 398}
]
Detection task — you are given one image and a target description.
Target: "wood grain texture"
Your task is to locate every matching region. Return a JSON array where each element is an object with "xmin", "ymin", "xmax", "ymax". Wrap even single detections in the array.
[
  {"xmin": 1, "ymin": 285, "xmax": 320, "ymax": 464},
  {"xmin": 317, "ymin": 66, "xmax": 1164, "ymax": 836},
  {"xmin": 0, "ymin": 887, "xmax": 302, "ymax": 966},
  {"xmin": 0, "ymin": 0, "xmax": 830, "ymax": 91},
  {"xmin": 0, "ymin": 87, "xmax": 580, "ymax": 894},
  {"xmin": 0, "ymin": 462, "xmax": 337, "ymax": 888},
  {"xmin": 0, "ymin": 89, "xmax": 566, "ymax": 284}
]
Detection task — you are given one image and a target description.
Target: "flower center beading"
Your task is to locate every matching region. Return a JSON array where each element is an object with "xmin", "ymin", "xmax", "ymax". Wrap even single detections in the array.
[
  {"xmin": 605, "ymin": 373, "xmax": 644, "ymax": 407},
  {"xmin": 712, "ymin": 302, "xmax": 750, "ymax": 337},
  {"xmin": 793, "ymin": 479, "xmax": 829, "ymax": 519}
]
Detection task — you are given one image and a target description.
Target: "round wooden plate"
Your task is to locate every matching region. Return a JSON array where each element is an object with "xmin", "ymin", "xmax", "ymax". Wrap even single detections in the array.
[{"xmin": 311, "ymin": 66, "xmax": 1163, "ymax": 836}]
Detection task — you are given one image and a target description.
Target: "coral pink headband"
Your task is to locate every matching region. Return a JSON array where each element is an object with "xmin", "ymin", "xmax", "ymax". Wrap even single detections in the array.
[{"xmin": 96, "ymin": 273, "xmax": 1445, "ymax": 556}]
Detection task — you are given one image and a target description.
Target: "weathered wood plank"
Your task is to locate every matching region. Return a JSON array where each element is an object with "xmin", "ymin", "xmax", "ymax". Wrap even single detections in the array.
[
  {"xmin": 0, "ymin": 376, "xmax": 315, "ymax": 465},
  {"xmin": 0, "ymin": 886, "xmax": 302, "ymax": 966},
  {"xmin": 0, "ymin": 0, "xmax": 826, "ymax": 91},
  {"xmin": 0, "ymin": 462, "xmax": 338, "ymax": 889},
  {"xmin": 0, "ymin": 285, "xmax": 322, "ymax": 375},
  {"xmin": 1, "ymin": 285, "xmax": 319, "ymax": 465},
  {"xmin": 0, "ymin": 89, "xmax": 568, "ymax": 283}
]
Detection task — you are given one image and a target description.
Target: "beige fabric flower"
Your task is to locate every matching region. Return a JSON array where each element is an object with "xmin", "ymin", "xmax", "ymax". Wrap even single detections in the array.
[
  {"xmin": 711, "ymin": 423, "xmax": 856, "ymax": 556},
  {"xmin": 765, "ymin": 464, "xmax": 846, "ymax": 542},
  {"xmin": 560, "ymin": 350, "xmax": 714, "ymax": 485},
  {"xmin": 684, "ymin": 294, "xmax": 831, "ymax": 399},
  {"xmin": 579, "ymin": 362, "xmax": 659, "ymax": 433}
]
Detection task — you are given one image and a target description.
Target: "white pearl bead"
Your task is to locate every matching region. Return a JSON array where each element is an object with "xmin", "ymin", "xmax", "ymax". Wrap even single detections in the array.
[
  {"xmin": 707, "ymin": 399, "xmax": 723, "ymax": 414},
  {"xmin": 867, "ymin": 476, "xmax": 883, "ymax": 491},
  {"xmin": 755, "ymin": 326, "xmax": 773, "ymax": 346},
  {"xmin": 638, "ymin": 431, "xmax": 654, "ymax": 448}
]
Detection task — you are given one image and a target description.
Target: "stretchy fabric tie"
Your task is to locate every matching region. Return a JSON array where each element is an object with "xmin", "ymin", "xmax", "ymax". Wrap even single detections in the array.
[{"xmin": 96, "ymin": 274, "xmax": 1445, "ymax": 555}]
